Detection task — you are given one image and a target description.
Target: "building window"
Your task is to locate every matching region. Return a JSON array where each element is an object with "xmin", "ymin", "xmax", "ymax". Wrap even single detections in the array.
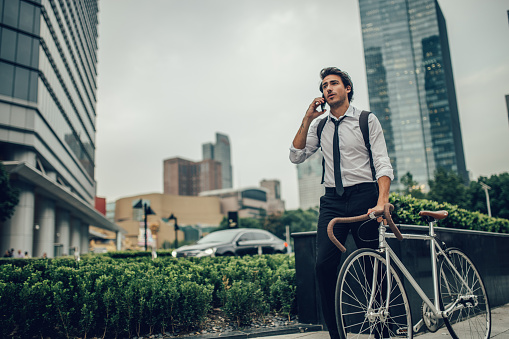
[
  {"xmin": 0, "ymin": 61, "xmax": 14, "ymax": 96},
  {"xmin": 1, "ymin": 0, "xmax": 40, "ymax": 35},
  {"xmin": 18, "ymin": 0, "xmax": 35, "ymax": 33},
  {"xmin": 0, "ymin": 27, "xmax": 17, "ymax": 61},
  {"xmin": 2, "ymin": 0, "xmax": 20, "ymax": 28},
  {"xmin": 13, "ymin": 65, "xmax": 29, "ymax": 100}
]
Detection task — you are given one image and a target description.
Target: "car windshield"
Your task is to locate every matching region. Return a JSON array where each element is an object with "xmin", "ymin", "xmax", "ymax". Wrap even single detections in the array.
[{"xmin": 197, "ymin": 230, "xmax": 239, "ymax": 244}]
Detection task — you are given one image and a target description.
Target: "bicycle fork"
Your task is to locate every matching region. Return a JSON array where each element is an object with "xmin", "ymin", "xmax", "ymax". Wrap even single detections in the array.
[{"xmin": 365, "ymin": 224, "xmax": 392, "ymax": 327}]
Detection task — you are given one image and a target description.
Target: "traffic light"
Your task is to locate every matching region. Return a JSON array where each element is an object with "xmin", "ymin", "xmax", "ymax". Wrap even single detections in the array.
[{"xmin": 228, "ymin": 211, "xmax": 238, "ymax": 228}]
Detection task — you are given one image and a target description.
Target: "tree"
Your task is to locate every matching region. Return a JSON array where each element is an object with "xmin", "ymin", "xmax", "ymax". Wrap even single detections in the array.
[
  {"xmin": 277, "ymin": 208, "xmax": 319, "ymax": 234},
  {"xmin": 467, "ymin": 173, "xmax": 509, "ymax": 219},
  {"xmin": 217, "ymin": 215, "xmax": 263, "ymax": 230},
  {"xmin": 0, "ymin": 162, "xmax": 19, "ymax": 222},
  {"xmin": 216, "ymin": 208, "xmax": 319, "ymax": 239},
  {"xmin": 400, "ymin": 172, "xmax": 426, "ymax": 199},
  {"xmin": 428, "ymin": 167, "xmax": 467, "ymax": 207}
]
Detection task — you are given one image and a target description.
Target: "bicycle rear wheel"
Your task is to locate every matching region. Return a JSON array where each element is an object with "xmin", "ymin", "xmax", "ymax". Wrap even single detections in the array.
[
  {"xmin": 439, "ymin": 248, "xmax": 491, "ymax": 339},
  {"xmin": 336, "ymin": 248, "xmax": 412, "ymax": 339}
]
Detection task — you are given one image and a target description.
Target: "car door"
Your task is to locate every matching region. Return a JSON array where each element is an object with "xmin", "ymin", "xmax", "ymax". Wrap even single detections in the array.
[
  {"xmin": 235, "ymin": 232, "xmax": 258, "ymax": 256},
  {"xmin": 251, "ymin": 232, "xmax": 274, "ymax": 254}
]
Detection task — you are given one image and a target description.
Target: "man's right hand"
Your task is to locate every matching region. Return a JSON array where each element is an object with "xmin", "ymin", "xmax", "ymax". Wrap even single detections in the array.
[
  {"xmin": 305, "ymin": 97, "xmax": 327, "ymax": 121},
  {"xmin": 292, "ymin": 97, "xmax": 327, "ymax": 150}
]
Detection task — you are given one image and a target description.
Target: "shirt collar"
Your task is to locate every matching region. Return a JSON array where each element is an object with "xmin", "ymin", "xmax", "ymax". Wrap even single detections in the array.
[{"xmin": 328, "ymin": 104, "xmax": 357, "ymax": 122}]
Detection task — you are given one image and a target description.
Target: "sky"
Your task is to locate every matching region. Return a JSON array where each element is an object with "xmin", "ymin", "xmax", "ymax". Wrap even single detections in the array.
[{"xmin": 95, "ymin": 0, "xmax": 509, "ymax": 210}]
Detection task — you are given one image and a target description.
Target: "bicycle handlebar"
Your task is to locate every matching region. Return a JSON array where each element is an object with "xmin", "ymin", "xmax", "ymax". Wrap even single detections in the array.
[{"xmin": 327, "ymin": 203, "xmax": 403, "ymax": 253}]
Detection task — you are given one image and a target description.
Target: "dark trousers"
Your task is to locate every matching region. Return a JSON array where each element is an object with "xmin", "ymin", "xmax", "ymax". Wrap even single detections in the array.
[{"xmin": 316, "ymin": 183, "xmax": 379, "ymax": 339}]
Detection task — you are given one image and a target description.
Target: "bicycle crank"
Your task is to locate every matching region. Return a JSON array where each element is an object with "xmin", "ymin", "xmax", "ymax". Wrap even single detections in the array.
[{"xmin": 421, "ymin": 300, "xmax": 442, "ymax": 333}]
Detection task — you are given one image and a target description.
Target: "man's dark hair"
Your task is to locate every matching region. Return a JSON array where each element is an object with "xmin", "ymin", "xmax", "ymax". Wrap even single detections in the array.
[{"xmin": 319, "ymin": 67, "xmax": 354, "ymax": 102}]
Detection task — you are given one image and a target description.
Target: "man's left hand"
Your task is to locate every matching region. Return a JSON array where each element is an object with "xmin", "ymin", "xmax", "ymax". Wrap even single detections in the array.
[{"xmin": 367, "ymin": 204, "xmax": 386, "ymax": 223}]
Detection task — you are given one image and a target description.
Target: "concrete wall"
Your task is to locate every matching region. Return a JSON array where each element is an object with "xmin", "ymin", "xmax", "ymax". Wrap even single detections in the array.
[{"xmin": 292, "ymin": 226, "xmax": 509, "ymax": 328}]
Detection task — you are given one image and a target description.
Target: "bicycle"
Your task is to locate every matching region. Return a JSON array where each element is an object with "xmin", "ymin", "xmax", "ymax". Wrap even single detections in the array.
[{"xmin": 327, "ymin": 203, "xmax": 491, "ymax": 339}]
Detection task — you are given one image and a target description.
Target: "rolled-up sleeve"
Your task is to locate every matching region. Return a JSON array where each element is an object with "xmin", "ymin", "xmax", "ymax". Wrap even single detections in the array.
[
  {"xmin": 368, "ymin": 115, "xmax": 394, "ymax": 181},
  {"xmin": 289, "ymin": 121, "xmax": 320, "ymax": 164}
]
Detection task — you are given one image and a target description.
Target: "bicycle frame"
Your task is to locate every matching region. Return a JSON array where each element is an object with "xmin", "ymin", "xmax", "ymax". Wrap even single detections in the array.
[{"xmin": 373, "ymin": 218, "xmax": 475, "ymax": 333}]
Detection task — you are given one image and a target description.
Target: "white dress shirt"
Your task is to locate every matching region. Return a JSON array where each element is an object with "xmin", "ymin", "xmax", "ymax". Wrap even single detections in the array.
[{"xmin": 289, "ymin": 105, "xmax": 394, "ymax": 188}]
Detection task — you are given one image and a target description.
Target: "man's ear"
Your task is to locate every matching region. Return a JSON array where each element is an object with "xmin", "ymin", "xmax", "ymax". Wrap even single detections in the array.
[{"xmin": 346, "ymin": 86, "xmax": 352, "ymax": 93}]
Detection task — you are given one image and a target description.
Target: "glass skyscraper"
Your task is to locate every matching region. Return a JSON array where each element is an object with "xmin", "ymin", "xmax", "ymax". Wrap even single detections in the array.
[
  {"xmin": 296, "ymin": 151, "xmax": 325, "ymax": 210},
  {"xmin": 202, "ymin": 132, "xmax": 233, "ymax": 189},
  {"xmin": 359, "ymin": 0, "xmax": 468, "ymax": 191},
  {"xmin": 0, "ymin": 0, "xmax": 123, "ymax": 257}
]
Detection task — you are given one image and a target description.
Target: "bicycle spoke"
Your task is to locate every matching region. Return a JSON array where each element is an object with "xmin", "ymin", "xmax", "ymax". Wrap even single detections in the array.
[
  {"xmin": 336, "ymin": 249, "xmax": 412, "ymax": 339},
  {"xmin": 440, "ymin": 249, "xmax": 491, "ymax": 339}
]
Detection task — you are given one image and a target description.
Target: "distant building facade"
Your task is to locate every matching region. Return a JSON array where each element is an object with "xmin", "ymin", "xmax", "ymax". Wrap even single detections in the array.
[
  {"xmin": 200, "ymin": 187, "xmax": 268, "ymax": 219},
  {"xmin": 296, "ymin": 152, "xmax": 325, "ymax": 210},
  {"xmin": 163, "ymin": 157, "xmax": 222, "ymax": 196},
  {"xmin": 114, "ymin": 193, "xmax": 224, "ymax": 249},
  {"xmin": 202, "ymin": 132, "xmax": 232, "ymax": 189},
  {"xmin": 0, "ymin": 0, "xmax": 124, "ymax": 257},
  {"xmin": 260, "ymin": 179, "xmax": 285, "ymax": 215},
  {"xmin": 359, "ymin": 0, "xmax": 468, "ymax": 190}
]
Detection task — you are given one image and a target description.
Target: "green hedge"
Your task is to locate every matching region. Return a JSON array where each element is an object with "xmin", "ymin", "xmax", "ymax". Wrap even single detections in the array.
[
  {"xmin": 0, "ymin": 254, "xmax": 296, "ymax": 338},
  {"xmin": 2, "ymin": 194, "xmax": 505, "ymax": 338},
  {"xmin": 389, "ymin": 193, "xmax": 509, "ymax": 233}
]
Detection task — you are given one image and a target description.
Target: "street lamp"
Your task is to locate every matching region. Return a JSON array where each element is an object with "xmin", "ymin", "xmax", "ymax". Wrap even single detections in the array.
[
  {"xmin": 133, "ymin": 199, "xmax": 156, "ymax": 251},
  {"xmin": 168, "ymin": 213, "xmax": 179, "ymax": 249},
  {"xmin": 480, "ymin": 182, "xmax": 492, "ymax": 217}
]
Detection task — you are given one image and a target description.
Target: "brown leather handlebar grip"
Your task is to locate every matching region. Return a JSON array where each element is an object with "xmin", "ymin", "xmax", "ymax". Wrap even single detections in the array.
[
  {"xmin": 383, "ymin": 203, "xmax": 403, "ymax": 241},
  {"xmin": 327, "ymin": 203, "xmax": 402, "ymax": 252}
]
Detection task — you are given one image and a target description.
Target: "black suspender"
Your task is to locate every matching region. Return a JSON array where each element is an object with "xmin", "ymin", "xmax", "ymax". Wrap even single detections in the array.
[{"xmin": 316, "ymin": 110, "xmax": 376, "ymax": 184}]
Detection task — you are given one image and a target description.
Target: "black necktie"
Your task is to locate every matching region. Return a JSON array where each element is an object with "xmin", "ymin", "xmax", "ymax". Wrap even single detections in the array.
[{"xmin": 333, "ymin": 117, "xmax": 346, "ymax": 196}]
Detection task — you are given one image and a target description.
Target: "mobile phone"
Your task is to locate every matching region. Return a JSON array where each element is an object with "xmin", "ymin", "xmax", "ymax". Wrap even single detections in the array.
[{"xmin": 320, "ymin": 94, "xmax": 326, "ymax": 112}]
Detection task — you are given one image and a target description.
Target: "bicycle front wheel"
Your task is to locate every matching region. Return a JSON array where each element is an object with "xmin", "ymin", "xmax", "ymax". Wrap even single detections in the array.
[
  {"xmin": 336, "ymin": 249, "xmax": 412, "ymax": 339},
  {"xmin": 439, "ymin": 248, "xmax": 491, "ymax": 339}
]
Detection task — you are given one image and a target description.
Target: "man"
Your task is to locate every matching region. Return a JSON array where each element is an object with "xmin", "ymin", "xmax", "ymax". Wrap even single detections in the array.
[{"xmin": 289, "ymin": 67, "xmax": 393, "ymax": 339}]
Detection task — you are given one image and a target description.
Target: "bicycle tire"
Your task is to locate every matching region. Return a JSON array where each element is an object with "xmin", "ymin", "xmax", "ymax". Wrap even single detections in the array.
[
  {"xmin": 336, "ymin": 248, "xmax": 413, "ymax": 339},
  {"xmin": 439, "ymin": 248, "xmax": 491, "ymax": 339}
]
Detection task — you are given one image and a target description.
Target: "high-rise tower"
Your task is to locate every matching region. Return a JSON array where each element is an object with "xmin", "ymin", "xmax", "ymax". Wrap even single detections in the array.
[
  {"xmin": 0, "ymin": 0, "xmax": 123, "ymax": 257},
  {"xmin": 163, "ymin": 157, "xmax": 222, "ymax": 196},
  {"xmin": 359, "ymin": 0, "xmax": 468, "ymax": 190},
  {"xmin": 296, "ymin": 152, "xmax": 325, "ymax": 210},
  {"xmin": 202, "ymin": 132, "xmax": 232, "ymax": 189}
]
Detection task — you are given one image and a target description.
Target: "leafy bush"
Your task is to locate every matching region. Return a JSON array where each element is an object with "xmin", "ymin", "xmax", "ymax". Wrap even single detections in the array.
[
  {"xmin": 390, "ymin": 193, "xmax": 509, "ymax": 233},
  {"xmin": 270, "ymin": 265, "xmax": 297, "ymax": 318},
  {"xmin": 0, "ymin": 254, "xmax": 295, "ymax": 338},
  {"xmin": 221, "ymin": 281, "xmax": 268, "ymax": 327}
]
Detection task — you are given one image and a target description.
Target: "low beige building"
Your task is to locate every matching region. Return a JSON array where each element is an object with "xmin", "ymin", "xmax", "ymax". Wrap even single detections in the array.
[
  {"xmin": 114, "ymin": 193, "xmax": 223, "ymax": 250},
  {"xmin": 199, "ymin": 187, "xmax": 269, "ymax": 219}
]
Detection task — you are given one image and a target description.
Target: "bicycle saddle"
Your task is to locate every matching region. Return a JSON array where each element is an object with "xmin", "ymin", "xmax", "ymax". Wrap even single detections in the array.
[{"xmin": 418, "ymin": 210, "xmax": 448, "ymax": 220}]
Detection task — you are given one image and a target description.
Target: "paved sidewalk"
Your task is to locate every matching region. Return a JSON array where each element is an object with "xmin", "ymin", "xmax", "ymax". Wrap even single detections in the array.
[{"xmin": 246, "ymin": 303, "xmax": 509, "ymax": 339}]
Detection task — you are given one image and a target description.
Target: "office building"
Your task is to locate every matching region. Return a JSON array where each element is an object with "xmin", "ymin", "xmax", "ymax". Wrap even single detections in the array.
[
  {"xmin": 296, "ymin": 151, "xmax": 325, "ymax": 210},
  {"xmin": 202, "ymin": 132, "xmax": 232, "ymax": 189},
  {"xmin": 260, "ymin": 179, "xmax": 285, "ymax": 215},
  {"xmin": 163, "ymin": 157, "xmax": 222, "ymax": 196},
  {"xmin": 200, "ymin": 187, "xmax": 269, "ymax": 219},
  {"xmin": 0, "ymin": 0, "xmax": 124, "ymax": 257},
  {"xmin": 359, "ymin": 0, "xmax": 468, "ymax": 190},
  {"xmin": 114, "ymin": 193, "xmax": 223, "ymax": 249}
]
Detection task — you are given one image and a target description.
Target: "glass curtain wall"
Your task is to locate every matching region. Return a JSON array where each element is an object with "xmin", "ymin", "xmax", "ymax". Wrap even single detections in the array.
[{"xmin": 359, "ymin": 0, "xmax": 467, "ymax": 191}]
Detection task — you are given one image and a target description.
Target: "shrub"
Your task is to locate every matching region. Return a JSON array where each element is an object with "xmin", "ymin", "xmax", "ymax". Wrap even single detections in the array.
[
  {"xmin": 270, "ymin": 266, "xmax": 297, "ymax": 319},
  {"xmin": 0, "ymin": 255, "xmax": 292, "ymax": 338},
  {"xmin": 390, "ymin": 193, "xmax": 509, "ymax": 233},
  {"xmin": 221, "ymin": 281, "xmax": 268, "ymax": 327}
]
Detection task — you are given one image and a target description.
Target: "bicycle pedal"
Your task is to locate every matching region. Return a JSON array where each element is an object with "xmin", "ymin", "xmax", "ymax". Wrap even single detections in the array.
[{"xmin": 396, "ymin": 327, "xmax": 408, "ymax": 335}]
